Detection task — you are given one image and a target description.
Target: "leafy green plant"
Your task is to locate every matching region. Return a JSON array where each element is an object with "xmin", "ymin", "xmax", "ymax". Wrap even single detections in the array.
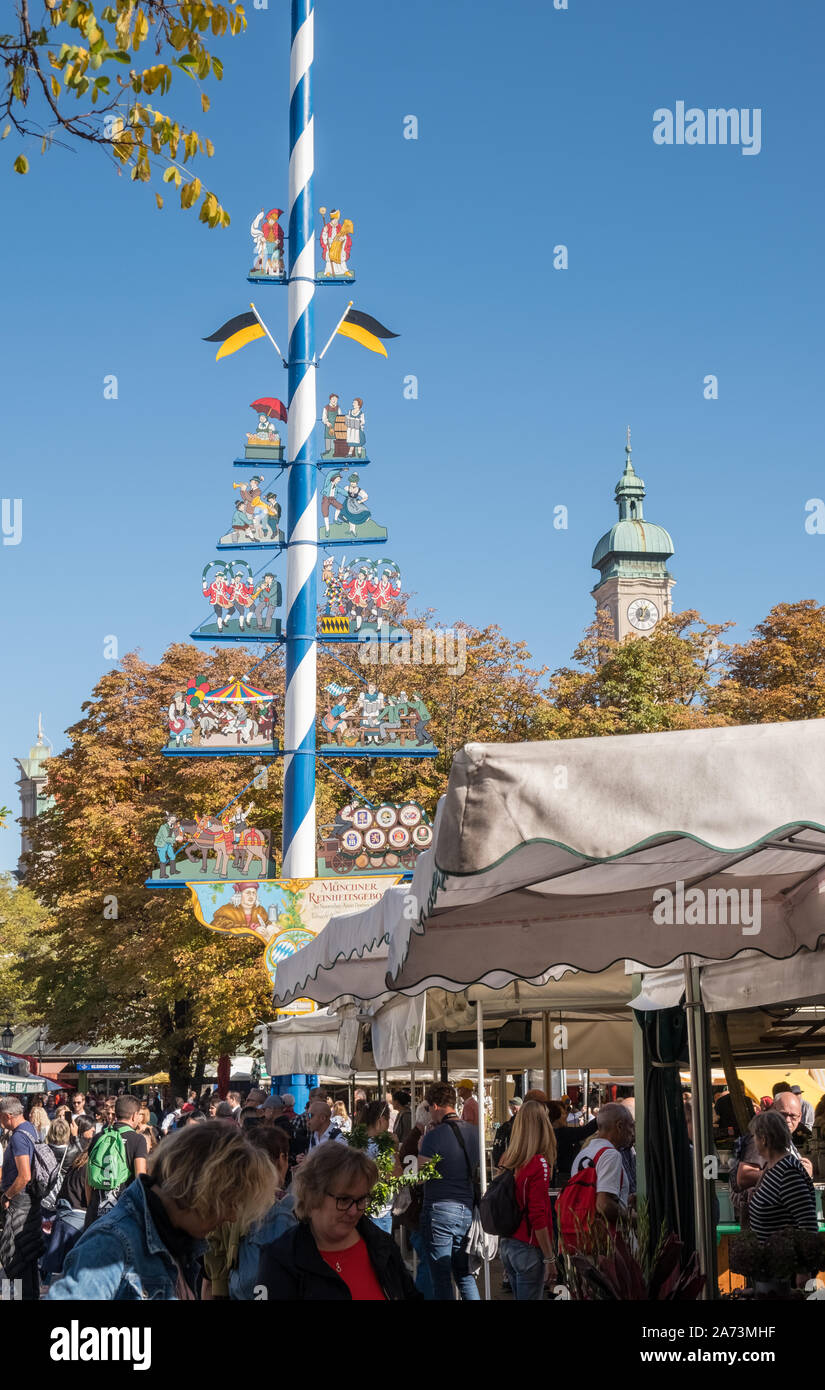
[{"xmin": 347, "ymin": 1123, "xmax": 440, "ymax": 1216}]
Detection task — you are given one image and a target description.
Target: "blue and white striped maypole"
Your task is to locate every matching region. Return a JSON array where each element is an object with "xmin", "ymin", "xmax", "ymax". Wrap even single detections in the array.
[{"xmin": 282, "ymin": 0, "xmax": 317, "ymax": 878}]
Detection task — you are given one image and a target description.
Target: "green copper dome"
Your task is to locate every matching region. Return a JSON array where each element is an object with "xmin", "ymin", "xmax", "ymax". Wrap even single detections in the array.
[{"xmin": 591, "ymin": 433, "xmax": 674, "ymax": 580}]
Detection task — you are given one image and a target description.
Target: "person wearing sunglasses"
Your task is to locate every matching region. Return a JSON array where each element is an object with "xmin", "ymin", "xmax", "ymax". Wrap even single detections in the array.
[{"xmin": 255, "ymin": 1142, "xmax": 420, "ymax": 1301}]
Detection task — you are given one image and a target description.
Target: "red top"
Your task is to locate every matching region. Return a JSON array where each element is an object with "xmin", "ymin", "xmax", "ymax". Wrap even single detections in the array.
[
  {"xmin": 319, "ymin": 1237, "xmax": 387, "ymax": 1301},
  {"xmin": 510, "ymin": 1154, "xmax": 553, "ymax": 1247}
]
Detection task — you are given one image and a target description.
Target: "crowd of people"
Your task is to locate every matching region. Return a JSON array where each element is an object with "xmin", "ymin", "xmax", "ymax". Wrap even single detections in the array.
[{"xmin": 0, "ymin": 1073, "xmax": 821, "ymax": 1301}]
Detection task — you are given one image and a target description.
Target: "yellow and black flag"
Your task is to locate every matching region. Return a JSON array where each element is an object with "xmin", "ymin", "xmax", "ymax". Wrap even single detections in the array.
[
  {"xmin": 336, "ymin": 307, "xmax": 399, "ymax": 357},
  {"xmin": 203, "ymin": 311, "xmax": 266, "ymax": 361}
]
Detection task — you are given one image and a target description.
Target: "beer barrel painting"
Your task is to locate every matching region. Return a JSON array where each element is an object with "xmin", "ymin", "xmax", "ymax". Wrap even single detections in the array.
[{"xmin": 317, "ymin": 800, "xmax": 433, "ymax": 877}]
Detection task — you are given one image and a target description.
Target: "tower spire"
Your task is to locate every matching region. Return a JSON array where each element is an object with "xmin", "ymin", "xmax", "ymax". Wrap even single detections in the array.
[{"xmin": 615, "ymin": 426, "xmax": 645, "ymax": 520}]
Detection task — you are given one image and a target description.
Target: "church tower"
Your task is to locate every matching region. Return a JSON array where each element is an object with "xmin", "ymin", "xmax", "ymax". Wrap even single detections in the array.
[
  {"xmin": 13, "ymin": 714, "xmax": 54, "ymax": 879},
  {"xmin": 591, "ymin": 429, "xmax": 675, "ymax": 642}
]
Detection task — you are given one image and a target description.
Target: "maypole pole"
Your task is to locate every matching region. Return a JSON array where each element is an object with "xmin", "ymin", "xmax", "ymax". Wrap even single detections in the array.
[{"xmin": 282, "ymin": 0, "xmax": 317, "ymax": 878}]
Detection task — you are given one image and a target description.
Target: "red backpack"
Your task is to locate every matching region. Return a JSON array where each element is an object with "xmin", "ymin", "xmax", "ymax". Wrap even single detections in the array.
[{"xmin": 556, "ymin": 1146, "xmax": 612, "ymax": 1252}]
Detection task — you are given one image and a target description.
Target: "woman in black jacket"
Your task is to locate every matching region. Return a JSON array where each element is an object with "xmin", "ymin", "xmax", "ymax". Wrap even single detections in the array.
[{"xmin": 256, "ymin": 1142, "xmax": 420, "ymax": 1301}]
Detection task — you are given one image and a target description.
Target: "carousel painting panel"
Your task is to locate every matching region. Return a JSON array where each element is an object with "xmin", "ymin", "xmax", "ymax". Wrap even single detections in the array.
[
  {"xmin": 318, "ymin": 556, "xmax": 405, "ymax": 640},
  {"xmin": 235, "ymin": 397, "xmax": 287, "ymax": 464},
  {"xmin": 318, "ymin": 681, "xmax": 437, "ymax": 757},
  {"xmin": 319, "ymin": 393, "xmax": 368, "ymax": 462},
  {"xmin": 249, "ymin": 208, "xmax": 286, "ymax": 281},
  {"xmin": 317, "ymin": 800, "xmax": 433, "ymax": 877},
  {"xmin": 218, "ymin": 477, "xmax": 284, "ymax": 548},
  {"xmin": 146, "ymin": 806, "xmax": 276, "ymax": 886},
  {"xmin": 193, "ymin": 562, "xmax": 282, "ymax": 641},
  {"xmin": 319, "ymin": 470, "xmax": 387, "ymax": 544},
  {"xmin": 163, "ymin": 679, "xmax": 280, "ymax": 758}
]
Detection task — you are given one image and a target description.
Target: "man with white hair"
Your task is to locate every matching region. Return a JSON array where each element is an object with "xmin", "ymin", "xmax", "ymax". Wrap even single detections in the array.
[
  {"xmin": 735, "ymin": 1090, "xmax": 813, "ymax": 1188},
  {"xmin": 570, "ymin": 1102, "xmax": 634, "ymax": 1228}
]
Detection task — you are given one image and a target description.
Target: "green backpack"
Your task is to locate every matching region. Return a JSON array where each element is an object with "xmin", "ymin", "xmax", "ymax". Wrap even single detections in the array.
[{"xmin": 87, "ymin": 1124, "xmax": 131, "ymax": 1192}]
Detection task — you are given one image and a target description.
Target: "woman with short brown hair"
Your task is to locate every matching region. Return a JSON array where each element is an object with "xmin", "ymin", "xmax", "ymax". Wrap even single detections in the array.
[{"xmin": 256, "ymin": 1141, "xmax": 420, "ymax": 1301}]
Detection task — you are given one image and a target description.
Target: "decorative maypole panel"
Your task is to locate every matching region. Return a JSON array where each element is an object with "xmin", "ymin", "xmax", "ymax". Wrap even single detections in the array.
[{"xmin": 282, "ymin": 0, "xmax": 318, "ymax": 879}]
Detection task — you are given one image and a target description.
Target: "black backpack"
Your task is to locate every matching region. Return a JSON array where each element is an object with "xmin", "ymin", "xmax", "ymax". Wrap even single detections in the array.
[{"xmin": 479, "ymin": 1168, "xmax": 524, "ymax": 1237}]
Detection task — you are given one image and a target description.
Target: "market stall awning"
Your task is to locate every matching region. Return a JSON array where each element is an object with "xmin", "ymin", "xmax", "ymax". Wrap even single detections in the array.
[
  {"xmin": 256, "ymin": 1011, "xmax": 359, "ymax": 1080},
  {"xmin": 384, "ymin": 721, "xmax": 825, "ymax": 993},
  {"xmin": 270, "ymin": 889, "xmax": 399, "ymax": 1008}
]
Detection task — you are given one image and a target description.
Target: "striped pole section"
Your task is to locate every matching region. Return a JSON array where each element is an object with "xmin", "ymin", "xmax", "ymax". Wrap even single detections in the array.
[{"xmin": 282, "ymin": 0, "xmax": 317, "ymax": 878}]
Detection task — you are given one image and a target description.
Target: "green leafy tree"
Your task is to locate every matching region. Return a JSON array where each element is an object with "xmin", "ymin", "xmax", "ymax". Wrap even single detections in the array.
[
  {"xmin": 0, "ymin": 874, "xmax": 51, "ymax": 1025},
  {"xmin": 2, "ymin": 0, "xmax": 245, "ymax": 225},
  {"xmin": 542, "ymin": 610, "xmax": 734, "ymax": 739}
]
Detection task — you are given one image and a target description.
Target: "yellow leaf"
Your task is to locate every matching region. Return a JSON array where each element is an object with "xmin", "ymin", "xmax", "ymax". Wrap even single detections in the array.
[
  {"xmin": 133, "ymin": 8, "xmax": 148, "ymax": 49},
  {"xmin": 201, "ymin": 91, "xmax": 210, "ymax": 113},
  {"xmin": 50, "ymin": 75, "xmax": 59, "ymax": 98},
  {"xmin": 14, "ymin": 154, "xmax": 29, "ymax": 174},
  {"xmin": 162, "ymin": 164, "xmax": 176, "ymax": 182},
  {"xmin": 155, "ymin": 192, "xmax": 163, "ymax": 210},
  {"xmin": 205, "ymin": 137, "xmax": 214, "ymax": 157}
]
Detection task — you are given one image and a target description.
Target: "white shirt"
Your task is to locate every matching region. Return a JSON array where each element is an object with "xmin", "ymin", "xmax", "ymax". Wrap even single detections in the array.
[
  {"xmin": 571, "ymin": 1136, "xmax": 630, "ymax": 1210},
  {"xmin": 310, "ymin": 1124, "xmax": 347, "ymax": 1148}
]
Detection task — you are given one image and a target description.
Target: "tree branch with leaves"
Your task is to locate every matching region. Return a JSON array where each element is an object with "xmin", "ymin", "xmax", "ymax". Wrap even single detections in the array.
[{"xmin": 2, "ymin": 0, "xmax": 245, "ymax": 225}]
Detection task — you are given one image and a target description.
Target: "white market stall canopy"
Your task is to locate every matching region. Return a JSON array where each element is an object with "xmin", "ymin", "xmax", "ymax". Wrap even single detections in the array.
[
  {"xmin": 384, "ymin": 722, "xmax": 825, "ymax": 992},
  {"xmin": 257, "ymin": 1011, "xmax": 360, "ymax": 1080},
  {"xmin": 634, "ymin": 945, "xmax": 825, "ymax": 1065}
]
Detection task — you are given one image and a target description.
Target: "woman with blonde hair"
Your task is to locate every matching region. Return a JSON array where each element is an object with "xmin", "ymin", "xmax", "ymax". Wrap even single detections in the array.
[
  {"xmin": 498, "ymin": 1099, "xmax": 558, "ymax": 1300},
  {"xmin": 136, "ymin": 1105, "xmax": 159, "ymax": 1152},
  {"xmin": 28, "ymin": 1103, "xmax": 50, "ymax": 1142},
  {"xmin": 331, "ymin": 1100, "xmax": 351, "ymax": 1134},
  {"xmin": 48, "ymin": 1121, "xmax": 275, "ymax": 1301}
]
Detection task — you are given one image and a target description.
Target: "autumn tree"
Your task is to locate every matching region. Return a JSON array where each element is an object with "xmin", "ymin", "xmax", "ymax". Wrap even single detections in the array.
[
  {"xmin": 541, "ymin": 609, "xmax": 734, "ymax": 739},
  {"xmin": 20, "ymin": 621, "xmax": 552, "ymax": 1090},
  {"xmin": 21, "ymin": 642, "xmax": 279, "ymax": 1095},
  {"xmin": 2, "ymin": 0, "xmax": 245, "ymax": 225},
  {"xmin": 710, "ymin": 600, "xmax": 825, "ymax": 725},
  {"xmin": 0, "ymin": 874, "xmax": 51, "ymax": 1024}
]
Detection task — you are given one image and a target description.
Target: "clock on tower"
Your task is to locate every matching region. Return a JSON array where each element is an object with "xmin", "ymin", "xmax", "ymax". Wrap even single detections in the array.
[{"xmin": 591, "ymin": 428, "xmax": 675, "ymax": 645}]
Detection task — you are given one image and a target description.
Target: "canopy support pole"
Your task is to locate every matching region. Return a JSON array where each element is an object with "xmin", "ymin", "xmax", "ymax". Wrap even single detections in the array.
[
  {"xmin": 712, "ymin": 1012, "xmax": 750, "ymax": 1136},
  {"xmin": 683, "ymin": 955, "xmax": 713, "ymax": 1298},
  {"xmin": 476, "ymin": 999, "xmax": 491, "ymax": 1301},
  {"xmin": 542, "ymin": 1011, "xmax": 552, "ymax": 1099}
]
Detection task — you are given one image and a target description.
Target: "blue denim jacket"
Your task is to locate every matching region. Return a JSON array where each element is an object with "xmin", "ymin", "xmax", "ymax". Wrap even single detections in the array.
[
  {"xmin": 47, "ymin": 1177, "xmax": 206, "ymax": 1301},
  {"xmin": 229, "ymin": 1189, "xmax": 297, "ymax": 1301}
]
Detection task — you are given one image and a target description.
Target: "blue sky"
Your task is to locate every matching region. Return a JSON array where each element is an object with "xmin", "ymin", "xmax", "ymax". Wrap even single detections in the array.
[{"xmin": 1, "ymin": 0, "xmax": 823, "ymax": 871}]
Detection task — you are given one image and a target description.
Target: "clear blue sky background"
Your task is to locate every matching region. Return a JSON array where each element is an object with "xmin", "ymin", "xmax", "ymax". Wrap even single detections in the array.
[{"xmin": 1, "ymin": 0, "xmax": 823, "ymax": 871}]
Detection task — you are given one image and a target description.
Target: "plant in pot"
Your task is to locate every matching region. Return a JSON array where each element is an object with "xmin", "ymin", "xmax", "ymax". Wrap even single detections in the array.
[
  {"xmin": 728, "ymin": 1227, "xmax": 825, "ymax": 1298},
  {"xmin": 566, "ymin": 1205, "xmax": 704, "ymax": 1302}
]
